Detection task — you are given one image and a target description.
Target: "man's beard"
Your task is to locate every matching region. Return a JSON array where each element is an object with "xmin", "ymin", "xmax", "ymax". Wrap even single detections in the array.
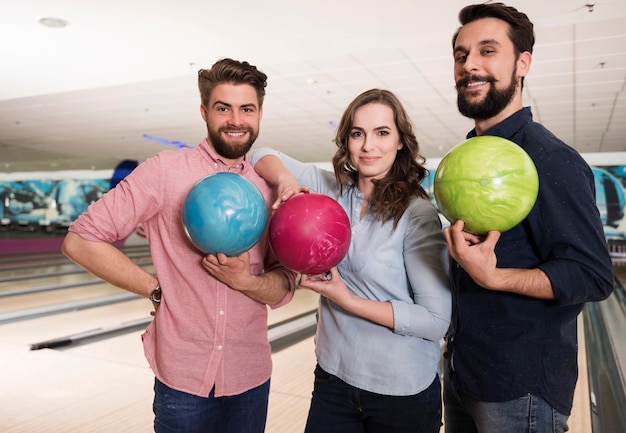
[
  {"xmin": 207, "ymin": 125, "xmax": 258, "ymax": 159},
  {"xmin": 456, "ymin": 70, "xmax": 518, "ymax": 121}
]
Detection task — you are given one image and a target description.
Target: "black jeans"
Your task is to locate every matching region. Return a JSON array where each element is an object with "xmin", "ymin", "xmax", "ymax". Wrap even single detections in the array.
[{"xmin": 304, "ymin": 364, "xmax": 442, "ymax": 433}]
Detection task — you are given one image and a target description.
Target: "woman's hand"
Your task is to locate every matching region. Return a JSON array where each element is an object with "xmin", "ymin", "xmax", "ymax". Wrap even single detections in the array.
[
  {"xmin": 299, "ymin": 267, "xmax": 353, "ymax": 306},
  {"xmin": 300, "ymin": 267, "xmax": 395, "ymax": 329},
  {"xmin": 273, "ymin": 183, "xmax": 310, "ymax": 209}
]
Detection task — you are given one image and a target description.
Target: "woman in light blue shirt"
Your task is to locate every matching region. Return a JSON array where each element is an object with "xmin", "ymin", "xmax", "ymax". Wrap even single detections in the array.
[{"xmin": 251, "ymin": 89, "xmax": 451, "ymax": 433}]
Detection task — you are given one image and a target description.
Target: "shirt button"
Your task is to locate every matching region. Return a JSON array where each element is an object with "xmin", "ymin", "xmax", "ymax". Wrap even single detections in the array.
[
  {"xmin": 217, "ymin": 345, "xmax": 223, "ymax": 351},
  {"xmin": 219, "ymin": 310, "xmax": 224, "ymax": 315}
]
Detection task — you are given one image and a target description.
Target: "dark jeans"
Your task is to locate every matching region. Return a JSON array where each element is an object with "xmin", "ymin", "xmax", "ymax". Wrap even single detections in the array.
[
  {"xmin": 304, "ymin": 364, "xmax": 442, "ymax": 433},
  {"xmin": 153, "ymin": 378, "xmax": 270, "ymax": 433}
]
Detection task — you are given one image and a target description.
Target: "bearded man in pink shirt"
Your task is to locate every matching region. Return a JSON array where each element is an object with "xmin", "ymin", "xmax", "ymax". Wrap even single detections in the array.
[{"xmin": 62, "ymin": 58, "xmax": 297, "ymax": 433}]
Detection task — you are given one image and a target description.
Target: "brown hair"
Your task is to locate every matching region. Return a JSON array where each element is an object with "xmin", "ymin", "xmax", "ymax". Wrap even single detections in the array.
[
  {"xmin": 452, "ymin": 2, "xmax": 535, "ymax": 55},
  {"xmin": 198, "ymin": 58, "xmax": 268, "ymax": 108},
  {"xmin": 332, "ymin": 89, "xmax": 429, "ymax": 228}
]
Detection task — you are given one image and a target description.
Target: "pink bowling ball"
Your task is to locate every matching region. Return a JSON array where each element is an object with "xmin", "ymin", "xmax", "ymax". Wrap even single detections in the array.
[{"xmin": 269, "ymin": 192, "xmax": 351, "ymax": 274}]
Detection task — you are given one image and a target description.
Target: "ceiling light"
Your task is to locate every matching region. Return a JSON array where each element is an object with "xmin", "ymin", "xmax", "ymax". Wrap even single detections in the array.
[{"xmin": 38, "ymin": 17, "xmax": 70, "ymax": 28}]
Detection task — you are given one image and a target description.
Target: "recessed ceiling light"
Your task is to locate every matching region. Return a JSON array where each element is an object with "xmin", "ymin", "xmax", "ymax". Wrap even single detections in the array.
[{"xmin": 38, "ymin": 17, "xmax": 70, "ymax": 29}]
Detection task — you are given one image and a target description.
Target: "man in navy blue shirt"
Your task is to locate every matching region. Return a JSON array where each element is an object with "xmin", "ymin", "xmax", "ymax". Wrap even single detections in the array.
[{"xmin": 443, "ymin": 3, "xmax": 614, "ymax": 433}]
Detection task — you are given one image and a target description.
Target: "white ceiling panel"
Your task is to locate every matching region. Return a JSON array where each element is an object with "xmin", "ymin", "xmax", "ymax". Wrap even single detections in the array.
[{"xmin": 0, "ymin": 0, "xmax": 625, "ymax": 172}]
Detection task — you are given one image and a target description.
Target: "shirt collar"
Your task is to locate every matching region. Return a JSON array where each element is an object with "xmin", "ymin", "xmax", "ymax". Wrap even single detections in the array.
[
  {"xmin": 467, "ymin": 107, "xmax": 533, "ymax": 140},
  {"xmin": 197, "ymin": 138, "xmax": 252, "ymax": 174}
]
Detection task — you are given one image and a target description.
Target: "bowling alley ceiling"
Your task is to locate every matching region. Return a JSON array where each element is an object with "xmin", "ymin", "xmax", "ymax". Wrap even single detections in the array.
[{"xmin": 1, "ymin": 1, "xmax": 625, "ymax": 172}]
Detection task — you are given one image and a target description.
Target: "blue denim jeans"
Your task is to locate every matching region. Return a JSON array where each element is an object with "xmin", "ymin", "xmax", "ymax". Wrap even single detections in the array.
[
  {"xmin": 443, "ymin": 365, "xmax": 569, "ymax": 433},
  {"xmin": 153, "ymin": 378, "xmax": 270, "ymax": 433},
  {"xmin": 304, "ymin": 364, "xmax": 442, "ymax": 433}
]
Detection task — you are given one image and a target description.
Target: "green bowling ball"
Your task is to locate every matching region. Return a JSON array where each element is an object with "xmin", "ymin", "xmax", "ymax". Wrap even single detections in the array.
[{"xmin": 434, "ymin": 136, "xmax": 539, "ymax": 235}]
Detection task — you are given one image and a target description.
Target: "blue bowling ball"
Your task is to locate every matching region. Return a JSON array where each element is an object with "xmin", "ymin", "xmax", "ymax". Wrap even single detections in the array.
[{"xmin": 182, "ymin": 172, "xmax": 267, "ymax": 256}]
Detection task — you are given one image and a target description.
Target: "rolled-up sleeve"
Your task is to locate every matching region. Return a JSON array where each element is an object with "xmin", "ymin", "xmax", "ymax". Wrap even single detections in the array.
[{"xmin": 531, "ymin": 149, "xmax": 614, "ymax": 305}]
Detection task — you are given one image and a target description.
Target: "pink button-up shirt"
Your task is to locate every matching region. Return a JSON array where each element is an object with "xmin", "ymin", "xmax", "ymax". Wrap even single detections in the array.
[{"xmin": 70, "ymin": 140, "xmax": 296, "ymax": 397}]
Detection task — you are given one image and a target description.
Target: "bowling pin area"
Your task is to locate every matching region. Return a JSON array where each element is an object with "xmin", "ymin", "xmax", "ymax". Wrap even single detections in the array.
[{"xmin": 1, "ymin": 241, "xmax": 624, "ymax": 432}]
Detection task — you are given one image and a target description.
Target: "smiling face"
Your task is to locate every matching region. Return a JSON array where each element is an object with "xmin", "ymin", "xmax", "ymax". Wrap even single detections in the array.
[
  {"xmin": 348, "ymin": 103, "xmax": 402, "ymax": 189},
  {"xmin": 453, "ymin": 17, "xmax": 531, "ymax": 126},
  {"xmin": 200, "ymin": 83, "xmax": 262, "ymax": 164}
]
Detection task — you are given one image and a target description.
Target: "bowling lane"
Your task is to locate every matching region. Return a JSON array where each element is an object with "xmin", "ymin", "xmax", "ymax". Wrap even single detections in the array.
[
  {"xmin": 0, "ymin": 333, "xmax": 316, "ymax": 433},
  {"xmin": 0, "ymin": 241, "xmax": 320, "ymax": 432},
  {"xmin": 0, "ymin": 285, "xmax": 319, "ymax": 433},
  {"xmin": 0, "ymin": 246, "xmax": 151, "ymax": 275},
  {"xmin": 0, "ymin": 246, "xmax": 154, "ymax": 317},
  {"xmin": 1, "ymin": 299, "xmax": 150, "ymax": 346},
  {"xmin": 0, "ymin": 281, "xmax": 140, "ymax": 314},
  {"xmin": 1, "ymin": 285, "xmax": 318, "ymax": 352},
  {"xmin": 266, "ymin": 336, "xmax": 316, "ymax": 433}
]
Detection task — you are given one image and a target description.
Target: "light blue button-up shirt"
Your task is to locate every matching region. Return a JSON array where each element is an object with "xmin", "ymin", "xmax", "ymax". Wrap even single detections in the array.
[{"xmin": 251, "ymin": 148, "xmax": 451, "ymax": 395}]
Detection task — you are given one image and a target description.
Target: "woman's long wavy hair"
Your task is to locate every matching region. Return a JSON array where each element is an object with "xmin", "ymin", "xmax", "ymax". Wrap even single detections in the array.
[{"xmin": 332, "ymin": 89, "xmax": 429, "ymax": 228}]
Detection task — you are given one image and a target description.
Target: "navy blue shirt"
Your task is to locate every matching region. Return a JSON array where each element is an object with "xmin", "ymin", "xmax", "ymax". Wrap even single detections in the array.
[{"xmin": 447, "ymin": 107, "xmax": 614, "ymax": 415}]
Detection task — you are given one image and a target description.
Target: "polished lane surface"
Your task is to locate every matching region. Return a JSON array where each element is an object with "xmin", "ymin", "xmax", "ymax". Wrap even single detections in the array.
[{"xmin": 0, "ymin": 247, "xmax": 318, "ymax": 432}]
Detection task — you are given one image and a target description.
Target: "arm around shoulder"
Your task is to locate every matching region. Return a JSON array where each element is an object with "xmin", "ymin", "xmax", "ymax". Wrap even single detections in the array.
[{"xmin": 253, "ymin": 154, "xmax": 298, "ymax": 187}]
